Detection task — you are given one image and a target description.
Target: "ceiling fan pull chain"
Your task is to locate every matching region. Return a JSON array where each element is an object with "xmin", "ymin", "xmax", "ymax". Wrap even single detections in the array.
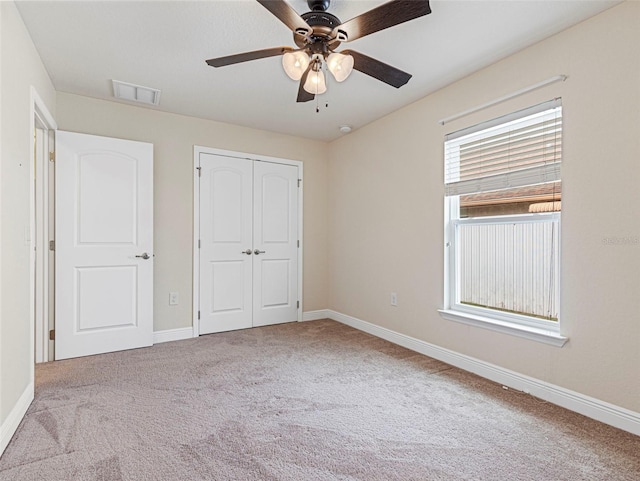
[
  {"xmin": 323, "ymin": 77, "xmax": 329, "ymax": 111},
  {"xmin": 316, "ymin": 76, "xmax": 321, "ymax": 112},
  {"xmin": 318, "ymin": 65, "xmax": 329, "ymax": 112},
  {"xmin": 315, "ymin": 91, "xmax": 329, "ymax": 113}
]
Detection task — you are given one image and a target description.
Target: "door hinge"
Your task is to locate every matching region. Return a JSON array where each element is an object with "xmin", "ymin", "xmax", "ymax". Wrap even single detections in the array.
[
  {"xmin": 49, "ymin": 152, "xmax": 55, "ymax": 162},
  {"xmin": 49, "ymin": 240, "xmax": 55, "ymax": 251},
  {"xmin": 198, "ymin": 310, "xmax": 201, "ymax": 320},
  {"xmin": 298, "ymin": 179, "xmax": 301, "ymax": 187},
  {"xmin": 297, "ymin": 301, "xmax": 300, "ymax": 309},
  {"xmin": 198, "ymin": 239, "xmax": 201, "ymax": 249},
  {"xmin": 49, "ymin": 329, "xmax": 55, "ymax": 341},
  {"xmin": 196, "ymin": 166, "xmax": 202, "ymax": 177},
  {"xmin": 297, "ymin": 240, "xmax": 300, "ymax": 248}
]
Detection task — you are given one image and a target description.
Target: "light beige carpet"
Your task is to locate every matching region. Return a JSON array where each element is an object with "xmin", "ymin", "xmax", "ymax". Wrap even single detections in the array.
[{"xmin": 0, "ymin": 319, "xmax": 638, "ymax": 480}]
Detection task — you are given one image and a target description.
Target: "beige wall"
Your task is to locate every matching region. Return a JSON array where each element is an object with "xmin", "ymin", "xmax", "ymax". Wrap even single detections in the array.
[
  {"xmin": 56, "ymin": 93, "xmax": 329, "ymax": 332},
  {"xmin": 327, "ymin": 1, "xmax": 640, "ymax": 413},
  {"xmin": 0, "ymin": 2, "xmax": 56, "ymax": 422}
]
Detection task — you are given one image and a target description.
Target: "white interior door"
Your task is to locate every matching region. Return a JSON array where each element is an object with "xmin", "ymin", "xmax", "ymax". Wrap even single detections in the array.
[
  {"xmin": 252, "ymin": 161, "xmax": 298, "ymax": 327},
  {"xmin": 199, "ymin": 155, "xmax": 253, "ymax": 334},
  {"xmin": 55, "ymin": 131, "xmax": 154, "ymax": 360},
  {"xmin": 198, "ymin": 154, "xmax": 299, "ymax": 334}
]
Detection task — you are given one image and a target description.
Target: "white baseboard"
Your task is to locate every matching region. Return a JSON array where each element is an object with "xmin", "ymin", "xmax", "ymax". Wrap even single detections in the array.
[
  {"xmin": 326, "ymin": 309, "xmax": 640, "ymax": 437},
  {"xmin": 153, "ymin": 327, "xmax": 194, "ymax": 344},
  {"xmin": 302, "ymin": 309, "xmax": 330, "ymax": 322},
  {"xmin": 0, "ymin": 382, "xmax": 34, "ymax": 457}
]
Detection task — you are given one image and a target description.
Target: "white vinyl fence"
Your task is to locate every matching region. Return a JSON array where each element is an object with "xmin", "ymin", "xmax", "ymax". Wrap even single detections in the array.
[{"xmin": 457, "ymin": 215, "xmax": 559, "ymax": 320}]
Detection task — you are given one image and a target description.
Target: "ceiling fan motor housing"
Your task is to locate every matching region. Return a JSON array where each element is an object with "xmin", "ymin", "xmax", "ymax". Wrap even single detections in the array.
[
  {"xmin": 302, "ymin": 10, "xmax": 341, "ymax": 29},
  {"xmin": 295, "ymin": 9, "xmax": 342, "ymax": 50}
]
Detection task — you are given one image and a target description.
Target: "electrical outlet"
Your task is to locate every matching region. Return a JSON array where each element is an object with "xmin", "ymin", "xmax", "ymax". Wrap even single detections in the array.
[
  {"xmin": 169, "ymin": 292, "xmax": 179, "ymax": 306},
  {"xmin": 390, "ymin": 292, "xmax": 398, "ymax": 306}
]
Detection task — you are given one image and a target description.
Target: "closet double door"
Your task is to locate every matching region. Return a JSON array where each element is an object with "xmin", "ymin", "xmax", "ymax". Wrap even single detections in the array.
[{"xmin": 198, "ymin": 153, "xmax": 299, "ymax": 335}]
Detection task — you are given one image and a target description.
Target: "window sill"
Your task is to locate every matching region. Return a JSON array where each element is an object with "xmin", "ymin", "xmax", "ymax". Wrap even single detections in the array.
[{"xmin": 438, "ymin": 309, "xmax": 568, "ymax": 347}]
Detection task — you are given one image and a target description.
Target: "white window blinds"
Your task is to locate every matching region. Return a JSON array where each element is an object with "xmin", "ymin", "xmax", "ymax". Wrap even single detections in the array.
[{"xmin": 445, "ymin": 99, "xmax": 562, "ymax": 196}]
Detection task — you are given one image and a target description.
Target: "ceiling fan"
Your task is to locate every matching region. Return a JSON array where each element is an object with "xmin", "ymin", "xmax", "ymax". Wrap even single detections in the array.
[{"xmin": 206, "ymin": 0, "xmax": 432, "ymax": 103}]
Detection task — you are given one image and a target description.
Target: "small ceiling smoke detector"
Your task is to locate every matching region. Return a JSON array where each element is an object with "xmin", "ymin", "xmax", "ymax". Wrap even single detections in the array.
[
  {"xmin": 339, "ymin": 125, "xmax": 352, "ymax": 134},
  {"xmin": 112, "ymin": 80, "xmax": 161, "ymax": 106}
]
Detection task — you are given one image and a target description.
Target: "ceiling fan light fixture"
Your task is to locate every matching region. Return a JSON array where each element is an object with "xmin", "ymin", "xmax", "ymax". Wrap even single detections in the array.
[
  {"xmin": 303, "ymin": 68, "xmax": 327, "ymax": 95},
  {"xmin": 282, "ymin": 51, "xmax": 310, "ymax": 80},
  {"xmin": 327, "ymin": 52, "xmax": 354, "ymax": 82}
]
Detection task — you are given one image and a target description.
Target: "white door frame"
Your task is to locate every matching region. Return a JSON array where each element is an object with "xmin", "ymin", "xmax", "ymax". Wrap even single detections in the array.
[
  {"xmin": 192, "ymin": 146, "xmax": 303, "ymax": 336},
  {"xmin": 30, "ymin": 86, "xmax": 57, "ymax": 366}
]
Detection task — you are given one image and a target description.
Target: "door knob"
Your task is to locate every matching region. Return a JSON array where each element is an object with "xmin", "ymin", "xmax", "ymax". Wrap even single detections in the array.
[
  {"xmin": 241, "ymin": 249, "xmax": 253, "ymax": 255},
  {"xmin": 254, "ymin": 249, "xmax": 266, "ymax": 255},
  {"xmin": 135, "ymin": 252, "xmax": 151, "ymax": 260}
]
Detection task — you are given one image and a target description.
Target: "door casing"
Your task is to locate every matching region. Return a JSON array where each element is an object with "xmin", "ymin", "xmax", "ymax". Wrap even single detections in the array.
[
  {"xmin": 30, "ymin": 87, "xmax": 57, "ymax": 364},
  {"xmin": 192, "ymin": 146, "xmax": 303, "ymax": 336}
]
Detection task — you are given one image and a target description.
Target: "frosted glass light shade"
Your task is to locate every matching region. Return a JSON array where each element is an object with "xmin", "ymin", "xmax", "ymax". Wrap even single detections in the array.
[
  {"xmin": 303, "ymin": 69, "xmax": 327, "ymax": 95},
  {"xmin": 327, "ymin": 52, "xmax": 354, "ymax": 82},
  {"xmin": 282, "ymin": 51, "xmax": 310, "ymax": 81}
]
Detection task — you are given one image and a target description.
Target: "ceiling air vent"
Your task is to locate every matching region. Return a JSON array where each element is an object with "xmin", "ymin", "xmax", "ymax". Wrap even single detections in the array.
[{"xmin": 112, "ymin": 80, "xmax": 161, "ymax": 106}]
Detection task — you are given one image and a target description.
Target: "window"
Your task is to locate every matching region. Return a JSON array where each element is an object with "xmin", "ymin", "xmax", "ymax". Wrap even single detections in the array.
[{"xmin": 440, "ymin": 99, "xmax": 566, "ymax": 345}]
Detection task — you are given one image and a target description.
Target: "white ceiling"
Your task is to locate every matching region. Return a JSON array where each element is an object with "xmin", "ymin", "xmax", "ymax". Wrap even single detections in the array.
[{"xmin": 16, "ymin": 0, "xmax": 619, "ymax": 142}]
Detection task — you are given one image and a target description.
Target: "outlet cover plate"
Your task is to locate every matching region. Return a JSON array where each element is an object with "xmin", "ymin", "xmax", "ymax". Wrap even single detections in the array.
[{"xmin": 169, "ymin": 292, "xmax": 179, "ymax": 305}]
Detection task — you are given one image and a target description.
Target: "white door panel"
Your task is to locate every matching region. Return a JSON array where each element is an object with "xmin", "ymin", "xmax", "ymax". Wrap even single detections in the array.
[
  {"xmin": 77, "ymin": 153, "xmax": 137, "ymax": 244},
  {"xmin": 199, "ymin": 155, "xmax": 253, "ymax": 334},
  {"xmin": 76, "ymin": 266, "xmax": 137, "ymax": 330},
  {"xmin": 198, "ymin": 155, "xmax": 299, "ymax": 334},
  {"xmin": 253, "ymin": 162, "xmax": 298, "ymax": 327},
  {"xmin": 56, "ymin": 131, "xmax": 153, "ymax": 360}
]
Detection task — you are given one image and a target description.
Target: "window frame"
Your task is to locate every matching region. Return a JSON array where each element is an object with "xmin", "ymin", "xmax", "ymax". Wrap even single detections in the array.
[{"xmin": 440, "ymin": 102, "xmax": 567, "ymax": 347}]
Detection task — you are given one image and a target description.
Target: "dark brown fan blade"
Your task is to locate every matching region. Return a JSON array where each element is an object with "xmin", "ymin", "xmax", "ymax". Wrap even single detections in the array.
[
  {"xmin": 297, "ymin": 65, "xmax": 315, "ymax": 103},
  {"xmin": 342, "ymin": 50, "xmax": 411, "ymax": 88},
  {"xmin": 332, "ymin": 0, "xmax": 431, "ymax": 42},
  {"xmin": 206, "ymin": 47, "xmax": 293, "ymax": 67},
  {"xmin": 257, "ymin": 0, "xmax": 312, "ymax": 36}
]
